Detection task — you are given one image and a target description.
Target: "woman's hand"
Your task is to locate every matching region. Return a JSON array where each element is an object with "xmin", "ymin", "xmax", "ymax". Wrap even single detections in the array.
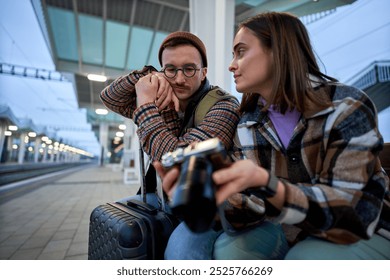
[{"xmin": 212, "ymin": 159, "xmax": 269, "ymax": 205}]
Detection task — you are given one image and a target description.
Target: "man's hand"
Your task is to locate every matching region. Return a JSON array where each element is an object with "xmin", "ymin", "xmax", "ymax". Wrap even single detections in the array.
[
  {"xmin": 153, "ymin": 161, "xmax": 180, "ymax": 200},
  {"xmin": 135, "ymin": 73, "xmax": 179, "ymax": 112},
  {"xmin": 135, "ymin": 73, "xmax": 159, "ymax": 106},
  {"xmin": 154, "ymin": 73, "xmax": 180, "ymax": 112}
]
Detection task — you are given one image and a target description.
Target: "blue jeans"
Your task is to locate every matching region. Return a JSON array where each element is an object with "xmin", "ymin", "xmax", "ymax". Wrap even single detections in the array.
[
  {"xmin": 165, "ymin": 221, "xmax": 390, "ymax": 260},
  {"xmin": 165, "ymin": 221, "xmax": 289, "ymax": 260},
  {"xmin": 285, "ymin": 234, "xmax": 390, "ymax": 260},
  {"xmin": 118, "ymin": 195, "xmax": 390, "ymax": 259}
]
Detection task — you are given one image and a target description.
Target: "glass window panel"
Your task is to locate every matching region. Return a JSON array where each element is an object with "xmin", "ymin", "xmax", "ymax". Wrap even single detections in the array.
[
  {"xmin": 47, "ymin": 7, "xmax": 78, "ymax": 61},
  {"xmin": 148, "ymin": 31, "xmax": 168, "ymax": 67},
  {"xmin": 105, "ymin": 21, "xmax": 129, "ymax": 69},
  {"xmin": 79, "ymin": 14, "xmax": 103, "ymax": 65},
  {"xmin": 126, "ymin": 26, "xmax": 153, "ymax": 70}
]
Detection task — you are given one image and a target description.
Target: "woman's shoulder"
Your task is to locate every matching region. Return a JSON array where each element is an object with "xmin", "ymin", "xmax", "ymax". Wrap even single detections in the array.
[
  {"xmin": 330, "ymin": 82, "xmax": 368, "ymax": 102},
  {"xmin": 330, "ymin": 82, "xmax": 376, "ymax": 110}
]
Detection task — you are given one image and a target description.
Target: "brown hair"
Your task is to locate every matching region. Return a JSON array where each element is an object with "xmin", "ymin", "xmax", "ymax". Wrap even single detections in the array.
[{"xmin": 238, "ymin": 12, "xmax": 337, "ymax": 114}]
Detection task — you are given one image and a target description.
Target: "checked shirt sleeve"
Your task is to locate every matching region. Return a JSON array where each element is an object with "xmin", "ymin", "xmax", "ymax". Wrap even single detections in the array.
[
  {"xmin": 134, "ymin": 97, "xmax": 240, "ymax": 161},
  {"xmin": 99, "ymin": 65, "xmax": 157, "ymax": 119}
]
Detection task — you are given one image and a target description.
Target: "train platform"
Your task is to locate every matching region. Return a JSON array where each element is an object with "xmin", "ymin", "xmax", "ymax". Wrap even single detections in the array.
[{"xmin": 0, "ymin": 164, "xmax": 139, "ymax": 260}]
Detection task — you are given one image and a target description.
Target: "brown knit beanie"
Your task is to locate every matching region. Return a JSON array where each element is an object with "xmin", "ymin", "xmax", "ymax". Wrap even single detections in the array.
[{"xmin": 158, "ymin": 31, "xmax": 207, "ymax": 67}]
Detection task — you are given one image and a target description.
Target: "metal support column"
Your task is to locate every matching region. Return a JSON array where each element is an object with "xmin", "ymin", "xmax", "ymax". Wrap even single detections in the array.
[
  {"xmin": 189, "ymin": 0, "xmax": 235, "ymax": 91},
  {"xmin": 99, "ymin": 122, "xmax": 109, "ymax": 166}
]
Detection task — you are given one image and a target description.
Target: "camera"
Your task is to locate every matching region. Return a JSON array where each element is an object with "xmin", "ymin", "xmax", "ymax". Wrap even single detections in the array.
[{"xmin": 161, "ymin": 138, "xmax": 230, "ymax": 233}]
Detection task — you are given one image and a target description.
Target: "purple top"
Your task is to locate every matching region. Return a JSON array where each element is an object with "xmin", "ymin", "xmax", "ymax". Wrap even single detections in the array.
[{"xmin": 267, "ymin": 105, "xmax": 301, "ymax": 149}]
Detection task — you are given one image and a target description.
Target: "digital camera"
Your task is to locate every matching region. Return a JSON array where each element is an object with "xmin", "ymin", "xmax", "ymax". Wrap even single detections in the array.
[{"xmin": 161, "ymin": 138, "xmax": 230, "ymax": 233}]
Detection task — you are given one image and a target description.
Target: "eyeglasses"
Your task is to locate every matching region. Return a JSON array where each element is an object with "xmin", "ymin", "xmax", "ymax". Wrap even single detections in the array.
[{"xmin": 161, "ymin": 65, "xmax": 202, "ymax": 79}]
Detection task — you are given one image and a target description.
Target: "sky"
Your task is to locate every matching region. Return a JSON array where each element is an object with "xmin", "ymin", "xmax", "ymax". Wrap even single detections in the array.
[
  {"xmin": 0, "ymin": 0, "xmax": 101, "ymax": 155},
  {"xmin": 306, "ymin": 0, "xmax": 390, "ymax": 141},
  {"xmin": 0, "ymin": 0, "xmax": 389, "ymax": 157}
]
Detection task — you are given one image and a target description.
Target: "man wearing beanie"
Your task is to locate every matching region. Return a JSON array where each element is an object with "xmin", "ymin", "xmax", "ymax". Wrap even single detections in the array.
[
  {"xmin": 100, "ymin": 31, "xmax": 240, "ymax": 259},
  {"xmin": 100, "ymin": 31, "xmax": 239, "ymax": 161}
]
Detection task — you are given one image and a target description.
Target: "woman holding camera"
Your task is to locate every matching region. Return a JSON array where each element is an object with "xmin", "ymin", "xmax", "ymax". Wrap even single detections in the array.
[{"xmin": 157, "ymin": 11, "xmax": 390, "ymax": 259}]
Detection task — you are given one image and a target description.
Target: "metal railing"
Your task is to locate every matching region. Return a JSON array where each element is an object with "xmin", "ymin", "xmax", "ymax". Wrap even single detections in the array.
[
  {"xmin": 346, "ymin": 61, "xmax": 390, "ymax": 90},
  {"xmin": 300, "ymin": 9, "xmax": 337, "ymax": 25},
  {"xmin": 0, "ymin": 63, "xmax": 67, "ymax": 82}
]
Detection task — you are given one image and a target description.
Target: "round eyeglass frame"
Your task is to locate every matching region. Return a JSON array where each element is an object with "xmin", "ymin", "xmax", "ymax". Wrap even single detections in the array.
[{"xmin": 161, "ymin": 66, "xmax": 203, "ymax": 79}]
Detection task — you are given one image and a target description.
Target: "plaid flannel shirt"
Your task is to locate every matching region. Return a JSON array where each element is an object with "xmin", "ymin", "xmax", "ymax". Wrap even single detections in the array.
[
  {"xmin": 230, "ymin": 83, "xmax": 389, "ymax": 244},
  {"xmin": 100, "ymin": 66, "xmax": 240, "ymax": 161}
]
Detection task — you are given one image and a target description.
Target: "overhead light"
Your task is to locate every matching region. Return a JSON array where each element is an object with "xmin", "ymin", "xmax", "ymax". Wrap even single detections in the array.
[
  {"xmin": 116, "ymin": 131, "xmax": 125, "ymax": 137},
  {"xmin": 95, "ymin": 108, "xmax": 108, "ymax": 115},
  {"xmin": 87, "ymin": 74, "xmax": 107, "ymax": 82},
  {"xmin": 8, "ymin": 125, "xmax": 18, "ymax": 131}
]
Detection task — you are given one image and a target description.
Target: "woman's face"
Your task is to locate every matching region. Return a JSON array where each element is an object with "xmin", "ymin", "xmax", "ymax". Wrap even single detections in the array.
[{"xmin": 229, "ymin": 27, "xmax": 274, "ymax": 100}]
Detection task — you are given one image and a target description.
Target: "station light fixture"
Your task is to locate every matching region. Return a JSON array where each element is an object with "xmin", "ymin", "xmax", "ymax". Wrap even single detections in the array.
[
  {"xmin": 87, "ymin": 74, "xmax": 107, "ymax": 82},
  {"xmin": 95, "ymin": 108, "xmax": 108, "ymax": 115},
  {"xmin": 8, "ymin": 125, "xmax": 18, "ymax": 131},
  {"xmin": 116, "ymin": 131, "xmax": 124, "ymax": 137}
]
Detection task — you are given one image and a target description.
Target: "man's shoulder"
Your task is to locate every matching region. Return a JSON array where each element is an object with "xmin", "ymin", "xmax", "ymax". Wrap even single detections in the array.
[
  {"xmin": 194, "ymin": 86, "xmax": 239, "ymax": 126},
  {"xmin": 206, "ymin": 86, "xmax": 238, "ymax": 102}
]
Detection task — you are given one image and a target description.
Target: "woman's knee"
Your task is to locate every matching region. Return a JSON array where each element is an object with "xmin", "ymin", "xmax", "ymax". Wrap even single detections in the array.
[
  {"xmin": 285, "ymin": 234, "xmax": 390, "ymax": 260},
  {"xmin": 213, "ymin": 222, "xmax": 289, "ymax": 260}
]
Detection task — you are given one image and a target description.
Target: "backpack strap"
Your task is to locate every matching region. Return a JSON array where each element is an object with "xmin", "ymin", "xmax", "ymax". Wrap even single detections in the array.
[{"xmin": 194, "ymin": 87, "xmax": 235, "ymax": 126}]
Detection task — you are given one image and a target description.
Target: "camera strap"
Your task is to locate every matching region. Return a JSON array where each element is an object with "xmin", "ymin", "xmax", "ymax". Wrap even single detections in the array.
[{"xmin": 218, "ymin": 194, "xmax": 266, "ymax": 236}]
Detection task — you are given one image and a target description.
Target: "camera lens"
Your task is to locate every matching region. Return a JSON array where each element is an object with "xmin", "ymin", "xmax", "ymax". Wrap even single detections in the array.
[{"xmin": 170, "ymin": 155, "xmax": 216, "ymax": 233}]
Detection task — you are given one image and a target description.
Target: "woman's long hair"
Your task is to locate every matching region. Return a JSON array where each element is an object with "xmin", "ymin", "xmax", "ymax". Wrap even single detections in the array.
[{"xmin": 238, "ymin": 12, "xmax": 337, "ymax": 114}]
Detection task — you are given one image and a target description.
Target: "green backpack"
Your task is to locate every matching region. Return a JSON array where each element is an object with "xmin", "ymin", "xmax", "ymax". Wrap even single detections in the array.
[{"xmin": 194, "ymin": 86, "xmax": 236, "ymax": 126}]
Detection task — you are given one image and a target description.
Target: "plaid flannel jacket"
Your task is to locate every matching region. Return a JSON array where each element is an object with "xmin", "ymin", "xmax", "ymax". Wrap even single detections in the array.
[
  {"xmin": 100, "ymin": 66, "xmax": 240, "ymax": 160},
  {"xmin": 229, "ymin": 83, "xmax": 389, "ymax": 244}
]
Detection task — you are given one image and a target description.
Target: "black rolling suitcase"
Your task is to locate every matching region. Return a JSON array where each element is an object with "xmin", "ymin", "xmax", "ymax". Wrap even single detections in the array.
[{"xmin": 88, "ymin": 148, "xmax": 179, "ymax": 260}]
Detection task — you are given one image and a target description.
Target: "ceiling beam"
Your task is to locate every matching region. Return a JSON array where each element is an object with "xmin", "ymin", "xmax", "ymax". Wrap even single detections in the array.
[
  {"xmin": 179, "ymin": 11, "xmax": 189, "ymax": 31},
  {"xmin": 288, "ymin": 0, "xmax": 356, "ymax": 17},
  {"xmin": 102, "ymin": 0, "xmax": 107, "ymax": 75},
  {"xmin": 144, "ymin": 0, "xmax": 189, "ymax": 12},
  {"xmin": 72, "ymin": 0, "xmax": 83, "ymax": 73},
  {"xmin": 89, "ymin": 79, "xmax": 95, "ymax": 109},
  {"xmin": 123, "ymin": 0, "xmax": 138, "ymax": 71},
  {"xmin": 236, "ymin": 0, "xmax": 357, "ymax": 21},
  {"xmin": 146, "ymin": 4, "xmax": 164, "ymax": 66},
  {"xmin": 56, "ymin": 60, "xmax": 128, "ymax": 79},
  {"xmin": 236, "ymin": 0, "xmax": 312, "ymax": 22},
  {"xmin": 33, "ymin": 0, "xmax": 57, "ymax": 65}
]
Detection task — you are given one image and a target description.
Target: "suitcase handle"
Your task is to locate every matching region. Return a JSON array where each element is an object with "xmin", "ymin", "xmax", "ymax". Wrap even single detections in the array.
[{"xmin": 126, "ymin": 199, "xmax": 158, "ymax": 215}]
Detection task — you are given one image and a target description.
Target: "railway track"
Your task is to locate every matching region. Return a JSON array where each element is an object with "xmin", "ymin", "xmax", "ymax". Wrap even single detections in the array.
[{"xmin": 0, "ymin": 162, "xmax": 95, "ymax": 204}]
